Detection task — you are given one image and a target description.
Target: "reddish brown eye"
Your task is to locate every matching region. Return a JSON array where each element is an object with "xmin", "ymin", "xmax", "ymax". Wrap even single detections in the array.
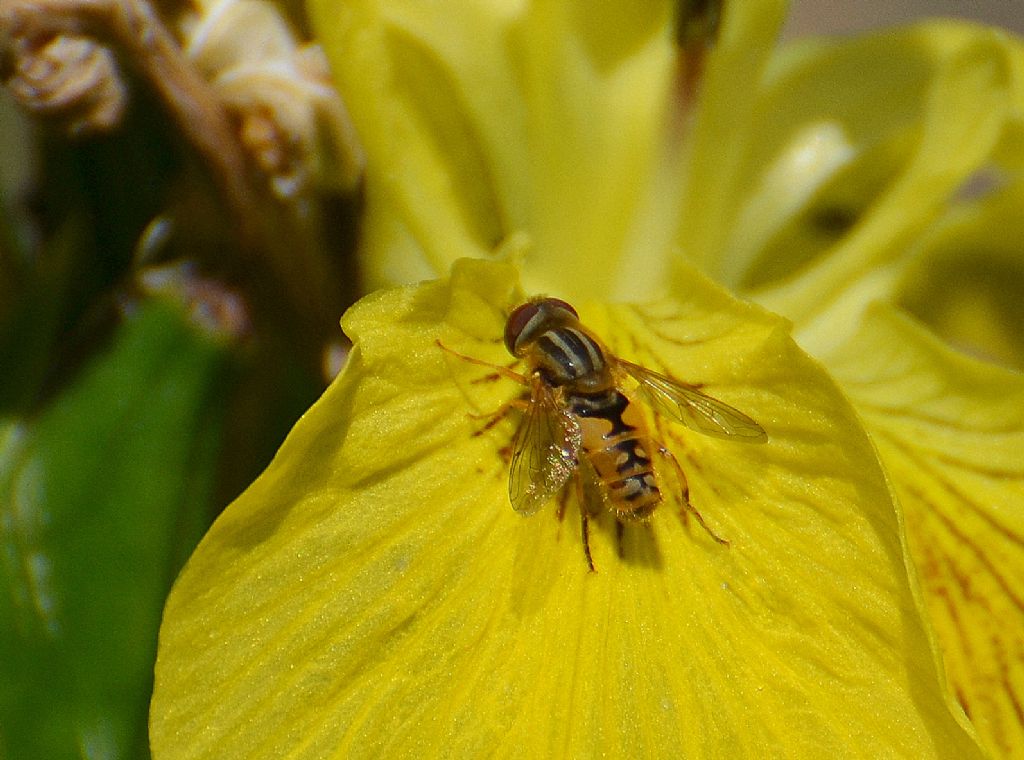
[
  {"xmin": 503, "ymin": 297, "xmax": 580, "ymax": 355},
  {"xmin": 541, "ymin": 298, "xmax": 578, "ymax": 320},
  {"xmin": 504, "ymin": 302, "xmax": 540, "ymax": 355}
]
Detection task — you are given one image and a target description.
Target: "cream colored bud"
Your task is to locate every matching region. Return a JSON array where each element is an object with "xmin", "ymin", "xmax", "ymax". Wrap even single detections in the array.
[{"xmin": 5, "ymin": 32, "xmax": 127, "ymax": 135}]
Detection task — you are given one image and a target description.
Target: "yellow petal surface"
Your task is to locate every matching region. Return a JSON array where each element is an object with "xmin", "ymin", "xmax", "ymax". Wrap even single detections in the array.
[
  {"xmin": 673, "ymin": 0, "xmax": 787, "ymax": 274},
  {"xmin": 151, "ymin": 259, "xmax": 982, "ymax": 757},
  {"xmin": 896, "ymin": 177, "xmax": 1024, "ymax": 372},
  {"xmin": 692, "ymin": 22, "xmax": 1020, "ymax": 356},
  {"xmin": 310, "ymin": 0, "xmax": 788, "ymax": 298},
  {"xmin": 828, "ymin": 303, "xmax": 1024, "ymax": 758}
]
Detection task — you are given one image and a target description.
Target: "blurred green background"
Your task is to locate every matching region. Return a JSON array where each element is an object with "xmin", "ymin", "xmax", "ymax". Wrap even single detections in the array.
[{"xmin": 1, "ymin": 1, "xmax": 1020, "ymax": 758}]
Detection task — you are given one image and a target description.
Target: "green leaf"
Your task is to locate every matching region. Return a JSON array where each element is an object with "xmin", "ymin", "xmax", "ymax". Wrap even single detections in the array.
[
  {"xmin": 0, "ymin": 301, "xmax": 229, "ymax": 759},
  {"xmin": 0, "ymin": 221, "xmax": 83, "ymax": 413},
  {"xmin": 151, "ymin": 259, "xmax": 983, "ymax": 758}
]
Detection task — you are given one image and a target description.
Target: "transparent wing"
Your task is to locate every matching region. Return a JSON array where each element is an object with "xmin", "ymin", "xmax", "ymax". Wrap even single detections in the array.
[
  {"xmin": 508, "ymin": 380, "xmax": 581, "ymax": 515},
  {"xmin": 617, "ymin": 358, "xmax": 768, "ymax": 442}
]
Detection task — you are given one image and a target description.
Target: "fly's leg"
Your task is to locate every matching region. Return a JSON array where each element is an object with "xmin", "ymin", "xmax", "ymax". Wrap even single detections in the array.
[
  {"xmin": 581, "ymin": 512, "xmax": 596, "ymax": 573},
  {"xmin": 574, "ymin": 472, "xmax": 597, "ymax": 573},
  {"xmin": 556, "ymin": 485, "xmax": 571, "ymax": 522},
  {"xmin": 436, "ymin": 339, "xmax": 530, "ymax": 432},
  {"xmin": 436, "ymin": 340, "xmax": 527, "ymax": 385},
  {"xmin": 615, "ymin": 519, "xmax": 626, "ymax": 559},
  {"xmin": 469, "ymin": 398, "xmax": 529, "ymax": 437},
  {"xmin": 656, "ymin": 445, "xmax": 729, "ymax": 546}
]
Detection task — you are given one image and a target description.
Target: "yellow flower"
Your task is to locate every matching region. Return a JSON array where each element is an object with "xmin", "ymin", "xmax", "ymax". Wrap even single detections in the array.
[
  {"xmin": 151, "ymin": 2, "xmax": 1024, "ymax": 757},
  {"xmin": 152, "ymin": 259, "xmax": 981, "ymax": 758}
]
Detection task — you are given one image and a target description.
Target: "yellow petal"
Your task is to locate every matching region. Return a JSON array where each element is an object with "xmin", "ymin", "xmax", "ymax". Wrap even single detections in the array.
[
  {"xmin": 310, "ymin": 1, "xmax": 789, "ymax": 298},
  {"xmin": 695, "ymin": 22, "xmax": 1020, "ymax": 356},
  {"xmin": 896, "ymin": 177, "xmax": 1024, "ymax": 372},
  {"xmin": 827, "ymin": 302, "xmax": 1024, "ymax": 758},
  {"xmin": 612, "ymin": 0, "xmax": 788, "ymax": 299},
  {"xmin": 152, "ymin": 259, "xmax": 982, "ymax": 757},
  {"xmin": 673, "ymin": 0, "xmax": 788, "ymax": 273},
  {"xmin": 310, "ymin": 1, "xmax": 511, "ymax": 287}
]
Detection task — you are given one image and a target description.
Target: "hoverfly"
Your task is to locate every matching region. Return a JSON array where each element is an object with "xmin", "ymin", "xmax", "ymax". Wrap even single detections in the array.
[{"xmin": 439, "ymin": 297, "xmax": 766, "ymax": 570}]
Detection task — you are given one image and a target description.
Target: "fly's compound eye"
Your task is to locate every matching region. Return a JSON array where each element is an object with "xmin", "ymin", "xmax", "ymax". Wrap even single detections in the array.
[
  {"xmin": 541, "ymin": 298, "xmax": 579, "ymax": 321},
  {"xmin": 504, "ymin": 301, "xmax": 541, "ymax": 355},
  {"xmin": 503, "ymin": 297, "xmax": 579, "ymax": 356}
]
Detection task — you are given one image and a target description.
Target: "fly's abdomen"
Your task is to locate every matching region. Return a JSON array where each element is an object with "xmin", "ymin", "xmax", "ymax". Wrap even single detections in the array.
[
  {"xmin": 589, "ymin": 437, "xmax": 661, "ymax": 519},
  {"xmin": 572, "ymin": 390, "xmax": 662, "ymax": 520}
]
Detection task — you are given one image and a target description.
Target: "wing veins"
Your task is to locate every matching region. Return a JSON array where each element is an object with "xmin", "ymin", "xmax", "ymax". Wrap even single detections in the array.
[
  {"xmin": 617, "ymin": 358, "xmax": 767, "ymax": 442},
  {"xmin": 508, "ymin": 379, "xmax": 581, "ymax": 515}
]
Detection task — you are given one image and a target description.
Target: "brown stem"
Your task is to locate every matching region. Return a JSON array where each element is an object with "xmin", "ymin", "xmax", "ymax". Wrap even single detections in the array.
[{"xmin": 1, "ymin": 0, "xmax": 260, "ymax": 245}]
